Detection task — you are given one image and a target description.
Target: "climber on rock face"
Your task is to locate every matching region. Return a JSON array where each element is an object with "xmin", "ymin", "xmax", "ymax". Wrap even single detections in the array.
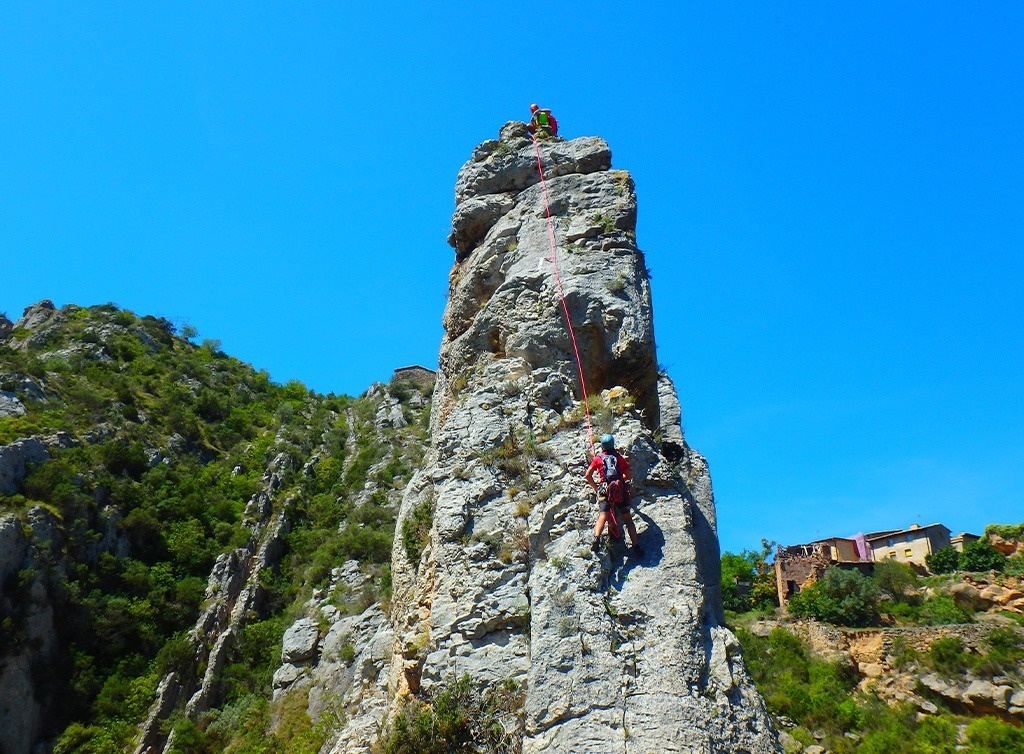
[
  {"xmin": 585, "ymin": 434, "xmax": 641, "ymax": 555},
  {"xmin": 527, "ymin": 103, "xmax": 558, "ymax": 136}
]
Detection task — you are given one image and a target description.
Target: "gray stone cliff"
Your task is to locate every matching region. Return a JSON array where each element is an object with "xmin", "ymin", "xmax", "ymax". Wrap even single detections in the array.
[{"xmin": 319, "ymin": 123, "xmax": 781, "ymax": 752}]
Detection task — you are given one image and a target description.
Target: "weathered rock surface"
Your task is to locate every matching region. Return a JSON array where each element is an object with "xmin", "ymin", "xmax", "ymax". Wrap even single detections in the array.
[
  {"xmin": 0, "ymin": 507, "xmax": 59, "ymax": 754},
  {"xmin": 282, "ymin": 618, "xmax": 320, "ymax": 664},
  {"xmin": 349, "ymin": 124, "xmax": 781, "ymax": 753},
  {"xmin": 0, "ymin": 438, "xmax": 48, "ymax": 495},
  {"xmin": 0, "ymin": 391, "xmax": 26, "ymax": 417},
  {"xmin": 989, "ymin": 533, "xmax": 1024, "ymax": 558}
]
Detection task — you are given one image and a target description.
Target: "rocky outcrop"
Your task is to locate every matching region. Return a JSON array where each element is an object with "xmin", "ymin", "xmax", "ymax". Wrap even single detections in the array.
[
  {"xmin": 5, "ymin": 300, "xmax": 66, "ymax": 352},
  {"xmin": 937, "ymin": 574, "xmax": 1024, "ymax": 614},
  {"xmin": 988, "ymin": 533, "xmax": 1024, "ymax": 558},
  {"xmin": 0, "ymin": 508, "xmax": 60, "ymax": 754},
  {"xmin": 271, "ymin": 380, "xmax": 433, "ymax": 753},
  {"xmin": 360, "ymin": 124, "xmax": 780, "ymax": 753},
  {"xmin": 0, "ymin": 438, "xmax": 48, "ymax": 495},
  {"xmin": 135, "ymin": 451, "xmax": 296, "ymax": 754},
  {"xmin": 0, "ymin": 391, "xmax": 26, "ymax": 418},
  {"xmin": 918, "ymin": 673, "xmax": 1024, "ymax": 718}
]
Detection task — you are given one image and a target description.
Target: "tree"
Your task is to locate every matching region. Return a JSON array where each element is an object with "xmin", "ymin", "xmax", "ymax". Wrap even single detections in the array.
[
  {"xmin": 926, "ymin": 546, "xmax": 960, "ymax": 575},
  {"xmin": 959, "ymin": 539, "xmax": 1006, "ymax": 573},
  {"xmin": 720, "ymin": 539, "xmax": 778, "ymax": 613},
  {"xmin": 872, "ymin": 559, "xmax": 919, "ymax": 603},
  {"xmin": 721, "ymin": 552, "xmax": 756, "ymax": 612},
  {"xmin": 788, "ymin": 567, "xmax": 879, "ymax": 627}
]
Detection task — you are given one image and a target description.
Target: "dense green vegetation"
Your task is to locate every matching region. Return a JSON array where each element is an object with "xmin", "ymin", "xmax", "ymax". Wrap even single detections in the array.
[
  {"xmin": 927, "ymin": 539, "xmax": 1016, "ymax": 575},
  {"xmin": 735, "ymin": 625, "xmax": 1024, "ymax": 754},
  {"xmin": 0, "ymin": 303, "xmax": 431, "ymax": 752}
]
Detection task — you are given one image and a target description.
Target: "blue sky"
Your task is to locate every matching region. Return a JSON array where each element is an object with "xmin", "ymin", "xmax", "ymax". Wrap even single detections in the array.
[{"xmin": 2, "ymin": 3, "xmax": 1021, "ymax": 555}]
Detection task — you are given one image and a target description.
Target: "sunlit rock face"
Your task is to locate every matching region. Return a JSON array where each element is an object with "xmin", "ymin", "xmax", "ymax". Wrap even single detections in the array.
[{"xmin": 379, "ymin": 123, "xmax": 782, "ymax": 753}]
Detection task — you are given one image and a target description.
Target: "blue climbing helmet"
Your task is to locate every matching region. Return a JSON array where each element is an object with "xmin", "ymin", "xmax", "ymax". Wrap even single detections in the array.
[{"xmin": 599, "ymin": 434, "xmax": 615, "ymax": 451}]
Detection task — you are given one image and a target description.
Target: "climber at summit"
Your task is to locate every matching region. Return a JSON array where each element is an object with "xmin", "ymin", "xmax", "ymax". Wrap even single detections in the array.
[
  {"xmin": 585, "ymin": 434, "xmax": 641, "ymax": 555},
  {"xmin": 527, "ymin": 103, "xmax": 558, "ymax": 136}
]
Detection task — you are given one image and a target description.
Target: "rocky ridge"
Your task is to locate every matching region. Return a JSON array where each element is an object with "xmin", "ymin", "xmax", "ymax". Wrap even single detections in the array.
[
  {"xmin": 307, "ymin": 123, "xmax": 781, "ymax": 752},
  {"xmin": 0, "ymin": 301, "xmax": 433, "ymax": 753}
]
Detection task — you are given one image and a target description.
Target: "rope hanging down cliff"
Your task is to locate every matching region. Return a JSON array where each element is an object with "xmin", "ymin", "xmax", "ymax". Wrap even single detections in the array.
[{"xmin": 530, "ymin": 133, "xmax": 595, "ymax": 455}]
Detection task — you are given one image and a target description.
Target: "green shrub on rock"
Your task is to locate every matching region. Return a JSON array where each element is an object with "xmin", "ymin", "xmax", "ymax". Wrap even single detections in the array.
[
  {"xmin": 927, "ymin": 636, "xmax": 969, "ymax": 676},
  {"xmin": 402, "ymin": 496, "xmax": 435, "ymax": 566},
  {"xmin": 381, "ymin": 676, "xmax": 524, "ymax": 754},
  {"xmin": 918, "ymin": 594, "xmax": 973, "ymax": 625},
  {"xmin": 873, "ymin": 559, "xmax": 920, "ymax": 603},
  {"xmin": 1005, "ymin": 555, "xmax": 1024, "ymax": 576},
  {"xmin": 733, "ymin": 626, "xmax": 860, "ymax": 733}
]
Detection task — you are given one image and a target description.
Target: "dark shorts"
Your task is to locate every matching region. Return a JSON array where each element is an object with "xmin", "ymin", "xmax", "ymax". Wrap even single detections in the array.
[{"xmin": 598, "ymin": 496, "xmax": 631, "ymax": 514}]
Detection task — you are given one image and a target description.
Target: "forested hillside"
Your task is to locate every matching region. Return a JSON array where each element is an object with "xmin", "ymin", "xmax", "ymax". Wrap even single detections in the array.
[{"xmin": 0, "ymin": 300, "xmax": 431, "ymax": 753}]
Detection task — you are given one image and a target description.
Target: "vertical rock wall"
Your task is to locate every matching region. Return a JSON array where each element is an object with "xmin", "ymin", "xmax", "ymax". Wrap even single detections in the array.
[{"xmin": 384, "ymin": 123, "xmax": 781, "ymax": 753}]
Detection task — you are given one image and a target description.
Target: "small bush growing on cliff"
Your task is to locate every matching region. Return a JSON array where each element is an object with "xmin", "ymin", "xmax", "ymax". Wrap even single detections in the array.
[
  {"xmin": 1005, "ymin": 554, "xmax": 1024, "ymax": 576},
  {"xmin": 402, "ymin": 495, "xmax": 434, "ymax": 566},
  {"xmin": 974, "ymin": 625, "xmax": 1024, "ymax": 678},
  {"xmin": 927, "ymin": 636, "xmax": 969, "ymax": 676},
  {"xmin": 964, "ymin": 716, "xmax": 1024, "ymax": 752},
  {"xmin": 380, "ymin": 675, "xmax": 524, "ymax": 754},
  {"xmin": 917, "ymin": 594, "xmax": 973, "ymax": 625},
  {"xmin": 873, "ymin": 559, "xmax": 920, "ymax": 603}
]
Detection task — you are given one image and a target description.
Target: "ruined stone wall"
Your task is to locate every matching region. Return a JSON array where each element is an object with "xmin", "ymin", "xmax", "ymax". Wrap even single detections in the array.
[{"xmin": 774, "ymin": 545, "xmax": 832, "ymax": 603}]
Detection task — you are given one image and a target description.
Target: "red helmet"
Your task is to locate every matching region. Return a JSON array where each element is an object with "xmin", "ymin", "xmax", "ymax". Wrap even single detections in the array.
[{"xmin": 530, "ymin": 103, "xmax": 539, "ymax": 112}]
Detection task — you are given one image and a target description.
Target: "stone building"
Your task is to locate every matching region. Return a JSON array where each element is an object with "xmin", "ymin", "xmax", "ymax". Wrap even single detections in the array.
[
  {"xmin": 951, "ymin": 531, "xmax": 981, "ymax": 552},
  {"xmin": 774, "ymin": 537, "xmax": 871, "ymax": 605},
  {"xmin": 389, "ymin": 365, "xmax": 437, "ymax": 387},
  {"xmin": 776, "ymin": 522, "xmax": 982, "ymax": 606},
  {"xmin": 865, "ymin": 523, "xmax": 951, "ymax": 567}
]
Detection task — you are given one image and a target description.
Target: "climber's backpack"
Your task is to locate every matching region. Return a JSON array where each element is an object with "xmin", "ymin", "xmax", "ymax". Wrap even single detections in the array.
[
  {"xmin": 535, "ymin": 110, "xmax": 558, "ymax": 135},
  {"xmin": 598, "ymin": 451, "xmax": 627, "ymax": 505}
]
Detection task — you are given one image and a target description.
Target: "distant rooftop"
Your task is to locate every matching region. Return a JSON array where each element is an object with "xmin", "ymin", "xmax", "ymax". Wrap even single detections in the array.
[{"xmin": 864, "ymin": 522, "xmax": 950, "ymax": 542}]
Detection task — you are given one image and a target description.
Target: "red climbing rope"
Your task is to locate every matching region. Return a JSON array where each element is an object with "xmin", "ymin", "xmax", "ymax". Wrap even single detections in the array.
[{"xmin": 531, "ymin": 134, "xmax": 596, "ymax": 456}]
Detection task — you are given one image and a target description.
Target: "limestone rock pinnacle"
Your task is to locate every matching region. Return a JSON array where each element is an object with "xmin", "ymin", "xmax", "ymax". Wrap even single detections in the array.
[{"xmin": 381, "ymin": 124, "xmax": 782, "ymax": 753}]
